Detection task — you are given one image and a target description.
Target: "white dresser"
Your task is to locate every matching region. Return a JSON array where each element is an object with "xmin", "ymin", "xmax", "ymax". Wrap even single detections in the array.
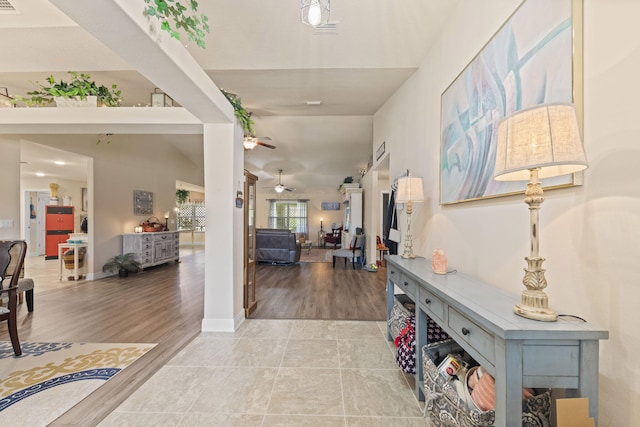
[{"xmin": 122, "ymin": 231, "xmax": 179, "ymax": 269}]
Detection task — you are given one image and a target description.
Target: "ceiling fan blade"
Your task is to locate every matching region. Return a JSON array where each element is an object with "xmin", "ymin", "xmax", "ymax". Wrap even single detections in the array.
[{"xmin": 257, "ymin": 141, "xmax": 276, "ymax": 149}]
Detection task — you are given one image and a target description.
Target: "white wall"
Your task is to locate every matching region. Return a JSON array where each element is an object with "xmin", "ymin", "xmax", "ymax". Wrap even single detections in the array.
[
  {"xmin": 0, "ymin": 138, "xmax": 21, "ymax": 240},
  {"xmin": 16, "ymin": 134, "xmax": 204, "ymax": 276},
  {"xmin": 373, "ymin": 1, "xmax": 639, "ymax": 425}
]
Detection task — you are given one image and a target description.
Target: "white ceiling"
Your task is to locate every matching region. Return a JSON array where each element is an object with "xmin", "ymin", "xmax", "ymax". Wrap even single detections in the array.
[{"xmin": 0, "ymin": 0, "xmax": 460, "ymax": 193}]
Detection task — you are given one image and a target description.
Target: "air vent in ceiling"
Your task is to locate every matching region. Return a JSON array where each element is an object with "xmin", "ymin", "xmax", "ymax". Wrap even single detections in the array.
[
  {"xmin": 0, "ymin": 0, "xmax": 16, "ymax": 11},
  {"xmin": 314, "ymin": 22, "xmax": 338, "ymax": 35}
]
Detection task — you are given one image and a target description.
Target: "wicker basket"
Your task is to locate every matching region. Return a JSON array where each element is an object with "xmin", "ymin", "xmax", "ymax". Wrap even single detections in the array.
[
  {"xmin": 63, "ymin": 252, "xmax": 85, "ymax": 270},
  {"xmin": 141, "ymin": 216, "xmax": 164, "ymax": 232}
]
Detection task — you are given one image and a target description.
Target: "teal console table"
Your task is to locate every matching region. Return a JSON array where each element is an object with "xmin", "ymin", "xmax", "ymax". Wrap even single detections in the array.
[{"xmin": 386, "ymin": 255, "xmax": 608, "ymax": 426}]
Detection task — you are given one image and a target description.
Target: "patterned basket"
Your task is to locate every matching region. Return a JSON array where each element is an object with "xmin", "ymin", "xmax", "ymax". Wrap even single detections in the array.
[{"xmin": 422, "ymin": 346, "xmax": 551, "ymax": 427}]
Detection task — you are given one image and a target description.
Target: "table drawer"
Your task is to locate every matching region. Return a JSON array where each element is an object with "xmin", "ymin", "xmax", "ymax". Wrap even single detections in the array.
[
  {"xmin": 153, "ymin": 233, "xmax": 171, "ymax": 242},
  {"xmin": 448, "ymin": 307, "xmax": 495, "ymax": 364},
  {"xmin": 388, "ymin": 266, "xmax": 403, "ymax": 286},
  {"xmin": 419, "ymin": 289, "xmax": 445, "ymax": 322}
]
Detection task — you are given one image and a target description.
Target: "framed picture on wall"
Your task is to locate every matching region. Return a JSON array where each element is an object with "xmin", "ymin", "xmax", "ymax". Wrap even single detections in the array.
[
  {"xmin": 133, "ymin": 190, "xmax": 153, "ymax": 215},
  {"xmin": 439, "ymin": 0, "xmax": 583, "ymax": 205},
  {"xmin": 321, "ymin": 202, "xmax": 341, "ymax": 211}
]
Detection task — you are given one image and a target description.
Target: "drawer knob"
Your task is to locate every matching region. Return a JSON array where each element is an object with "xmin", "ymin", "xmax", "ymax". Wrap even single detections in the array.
[
  {"xmin": 424, "ymin": 298, "xmax": 431, "ymax": 305},
  {"xmin": 390, "ymin": 271, "xmax": 395, "ymax": 275},
  {"xmin": 461, "ymin": 327, "xmax": 470, "ymax": 336},
  {"xmin": 404, "ymin": 282, "xmax": 409, "ymax": 286}
]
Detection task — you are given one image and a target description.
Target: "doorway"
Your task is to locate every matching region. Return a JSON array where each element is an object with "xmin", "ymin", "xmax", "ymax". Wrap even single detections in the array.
[{"xmin": 23, "ymin": 191, "xmax": 50, "ymax": 257}]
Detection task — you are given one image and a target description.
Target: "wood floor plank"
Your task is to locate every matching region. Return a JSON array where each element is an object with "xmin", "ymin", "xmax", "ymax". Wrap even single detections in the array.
[{"xmin": 250, "ymin": 259, "xmax": 387, "ymax": 320}]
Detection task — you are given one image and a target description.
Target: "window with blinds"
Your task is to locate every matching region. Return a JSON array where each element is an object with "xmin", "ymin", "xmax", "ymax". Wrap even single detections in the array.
[{"xmin": 268, "ymin": 200, "xmax": 308, "ymax": 233}]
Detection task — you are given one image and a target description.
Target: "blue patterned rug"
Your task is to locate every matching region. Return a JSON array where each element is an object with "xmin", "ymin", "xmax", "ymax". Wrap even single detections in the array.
[{"xmin": 0, "ymin": 341, "xmax": 155, "ymax": 425}]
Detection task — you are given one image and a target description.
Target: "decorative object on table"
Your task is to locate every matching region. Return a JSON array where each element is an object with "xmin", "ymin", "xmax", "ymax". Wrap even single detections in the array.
[
  {"xmin": 134, "ymin": 226, "xmax": 144, "ymax": 233},
  {"xmin": 10, "ymin": 72, "xmax": 121, "ymax": 107},
  {"xmin": 141, "ymin": 216, "xmax": 164, "ymax": 232},
  {"xmin": 150, "ymin": 88, "xmax": 174, "ymax": 107},
  {"xmin": 163, "ymin": 211, "xmax": 170, "ymax": 230},
  {"xmin": 440, "ymin": 0, "xmax": 581, "ymax": 205},
  {"xmin": 49, "ymin": 183, "xmax": 59, "ymax": 205},
  {"xmin": 133, "ymin": 190, "xmax": 153, "ymax": 215},
  {"xmin": 102, "ymin": 253, "xmax": 141, "ymax": 278},
  {"xmin": 432, "ymin": 248, "xmax": 448, "ymax": 274},
  {"xmin": 395, "ymin": 174, "xmax": 425, "ymax": 259},
  {"xmin": 143, "ymin": 0, "xmax": 210, "ymax": 49},
  {"xmin": 493, "ymin": 103, "xmax": 587, "ymax": 322},
  {"xmin": 301, "ymin": 0, "xmax": 330, "ymax": 28}
]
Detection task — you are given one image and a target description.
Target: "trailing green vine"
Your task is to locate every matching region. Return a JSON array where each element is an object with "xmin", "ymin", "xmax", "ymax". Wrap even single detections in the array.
[
  {"xmin": 144, "ymin": 0, "xmax": 210, "ymax": 49},
  {"xmin": 221, "ymin": 89, "xmax": 255, "ymax": 136}
]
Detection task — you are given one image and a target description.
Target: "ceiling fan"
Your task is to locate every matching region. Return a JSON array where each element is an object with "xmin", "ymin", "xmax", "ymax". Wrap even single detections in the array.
[
  {"xmin": 274, "ymin": 169, "xmax": 295, "ymax": 193},
  {"xmin": 243, "ymin": 136, "xmax": 276, "ymax": 150}
]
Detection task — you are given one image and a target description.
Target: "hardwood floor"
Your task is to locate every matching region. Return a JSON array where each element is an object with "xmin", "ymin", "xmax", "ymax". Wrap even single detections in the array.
[
  {"xmin": 251, "ymin": 258, "xmax": 387, "ymax": 321},
  {"xmin": 0, "ymin": 249, "xmax": 387, "ymax": 425}
]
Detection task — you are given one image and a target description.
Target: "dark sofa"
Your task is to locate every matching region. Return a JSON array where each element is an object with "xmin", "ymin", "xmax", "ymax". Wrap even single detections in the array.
[{"xmin": 256, "ymin": 228, "xmax": 301, "ymax": 264}]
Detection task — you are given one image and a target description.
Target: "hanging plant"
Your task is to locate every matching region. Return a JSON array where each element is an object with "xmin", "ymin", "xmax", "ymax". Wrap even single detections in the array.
[
  {"xmin": 144, "ymin": 0, "xmax": 210, "ymax": 49},
  {"xmin": 176, "ymin": 188, "xmax": 190, "ymax": 204},
  {"xmin": 220, "ymin": 89, "xmax": 255, "ymax": 136}
]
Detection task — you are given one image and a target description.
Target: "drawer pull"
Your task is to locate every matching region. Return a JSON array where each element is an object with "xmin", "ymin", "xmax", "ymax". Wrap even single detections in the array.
[
  {"xmin": 461, "ymin": 327, "xmax": 470, "ymax": 336},
  {"xmin": 424, "ymin": 298, "xmax": 431, "ymax": 305},
  {"xmin": 390, "ymin": 271, "xmax": 395, "ymax": 275},
  {"xmin": 404, "ymin": 282, "xmax": 409, "ymax": 286}
]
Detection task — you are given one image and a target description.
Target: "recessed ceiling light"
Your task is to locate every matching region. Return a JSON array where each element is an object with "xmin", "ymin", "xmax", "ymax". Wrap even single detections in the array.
[
  {"xmin": 305, "ymin": 101, "xmax": 322, "ymax": 106},
  {"xmin": 54, "ymin": 161, "xmax": 65, "ymax": 165},
  {"xmin": 36, "ymin": 172, "xmax": 45, "ymax": 177}
]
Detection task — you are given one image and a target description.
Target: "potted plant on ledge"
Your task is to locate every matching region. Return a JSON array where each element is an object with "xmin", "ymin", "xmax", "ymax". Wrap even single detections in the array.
[
  {"xmin": 102, "ymin": 253, "xmax": 142, "ymax": 278},
  {"xmin": 12, "ymin": 71, "xmax": 122, "ymax": 107}
]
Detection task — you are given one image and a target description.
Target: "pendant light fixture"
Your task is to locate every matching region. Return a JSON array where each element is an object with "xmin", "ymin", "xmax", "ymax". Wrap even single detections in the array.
[{"xmin": 301, "ymin": 0, "xmax": 330, "ymax": 27}]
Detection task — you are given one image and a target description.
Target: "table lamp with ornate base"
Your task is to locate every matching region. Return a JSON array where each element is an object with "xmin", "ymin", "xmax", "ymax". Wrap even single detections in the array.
[{"xmin": 494, "ymin": 103, "xmax": 587, "ymax": 322}]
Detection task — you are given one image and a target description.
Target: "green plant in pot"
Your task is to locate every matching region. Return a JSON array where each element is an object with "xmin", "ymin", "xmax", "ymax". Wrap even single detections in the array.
[
  {"xmin": 12, "ymin": 72, "xmax": 122, "ymax": 107},
  {"xmin": 102, "ymin": 253, "xmax": 141, "ymax": 278},
  {"xmin": 176, "ymin": 188, "xmax": 190, "ymax": 204}
]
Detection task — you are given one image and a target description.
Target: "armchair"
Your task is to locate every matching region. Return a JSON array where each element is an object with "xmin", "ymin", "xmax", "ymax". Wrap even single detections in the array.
[
  {"xmin": 332, "ymin": 234, "xmax": 365, "ymax": 269},
  {"xmin": 324, "ymin": 226, "xmax": 343, "ymax": 249},
  {"xmin": 0, "ymin": 240, "xmax": 27, "ymax": 356}
]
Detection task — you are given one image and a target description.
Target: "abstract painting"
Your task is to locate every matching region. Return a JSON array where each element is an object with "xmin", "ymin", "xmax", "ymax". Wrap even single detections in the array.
[{"xmin": 440, "ymin": 0, "xmax": 581, "ymax": 204}]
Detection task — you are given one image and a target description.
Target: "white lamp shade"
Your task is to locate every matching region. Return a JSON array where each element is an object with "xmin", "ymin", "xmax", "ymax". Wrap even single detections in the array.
[
  {"xmin": 493, "ymin": 103, "xmax": 587, "ymax": 181},
  {"xmin": 396, "ymin": 176, "xmax": 425, "ymax": 203}
]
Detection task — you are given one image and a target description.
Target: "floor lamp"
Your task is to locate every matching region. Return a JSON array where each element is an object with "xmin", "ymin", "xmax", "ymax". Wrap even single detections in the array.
[
  {"xmin": 396, "ymin": 175, "xmax": 425, "ymax": 259},
  {"xmin": 493, "ymin": 103, "xmax": 587, "ymax": 321}
]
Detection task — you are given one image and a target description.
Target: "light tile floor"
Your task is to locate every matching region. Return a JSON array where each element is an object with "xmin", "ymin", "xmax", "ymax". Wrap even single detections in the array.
[{"xmin": 99, "ymin": 319, "xmax": 431, "ymax": 427}]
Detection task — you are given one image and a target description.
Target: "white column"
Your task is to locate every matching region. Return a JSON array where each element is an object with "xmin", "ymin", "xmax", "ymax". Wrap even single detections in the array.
[{"xmin": 201, "ymin": 123, "xmax": 245, "ymax": 332}]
